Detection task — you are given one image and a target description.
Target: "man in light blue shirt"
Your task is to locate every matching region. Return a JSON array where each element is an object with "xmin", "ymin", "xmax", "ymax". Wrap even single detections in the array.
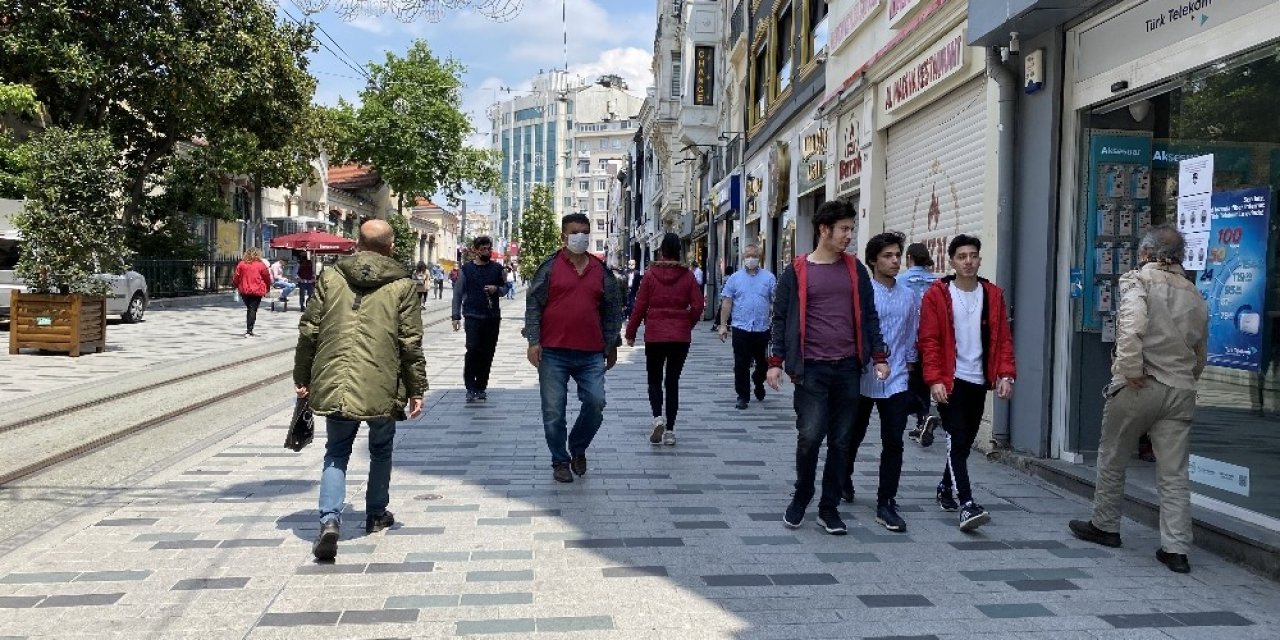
[
  {"xmin": 898, "ymin": 242, "xmax": 941, "ymax": 446},
  {"xmin": 843, "ymin": 232, "xmax": 919, "ymax": 533},
  {"xmin": 717, "ymin": 245, "xmax": 777, "ymax": 410}
]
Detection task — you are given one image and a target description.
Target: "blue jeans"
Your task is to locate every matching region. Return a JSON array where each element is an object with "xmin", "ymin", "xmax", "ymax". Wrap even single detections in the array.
[
  {"xmin": 539, "ymin": 347, "xmax": 607, "ymax": 464},
  {"xmin": 318, "ymin": 414, "xmax": 396, "ymax": 525},
  {"xmin": 274, "ymin": 279, "xmax": 296, "ymax": 301},
  {"xmin": 297, "ymin": 281, "xmax": 314, "ymax": 308},
  {"xmin": 791, "ymin": 358, "xmax": 862, "ymax": 513}
]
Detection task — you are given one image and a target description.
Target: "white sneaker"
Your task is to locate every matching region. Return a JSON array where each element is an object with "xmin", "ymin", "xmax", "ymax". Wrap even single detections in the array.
[
  {"xmin": 662, "ymin": 430, "xmax": 676, "ymax": 446},
  {"xmin": 649, "ymin": 417, "xmax": 666, "ymax": 444}
]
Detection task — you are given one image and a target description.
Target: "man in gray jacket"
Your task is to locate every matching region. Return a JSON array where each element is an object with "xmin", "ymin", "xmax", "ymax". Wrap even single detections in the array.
[{"xmin": 1069, "ymin": 225, "xmax": 1208, "ymax": 574}]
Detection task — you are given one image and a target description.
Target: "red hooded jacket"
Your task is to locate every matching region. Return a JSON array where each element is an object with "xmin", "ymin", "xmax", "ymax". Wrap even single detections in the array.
[
  {"xmin": 625, "ymin": 262, "xmax": 705, "ymax": 344},
  {"xmin": 918, "ymin": 276, "xmax": 1016, "ymax": 394},
  {"xmin": 232, "ymin": 260, "xmax": 272, "ymax": 298}
]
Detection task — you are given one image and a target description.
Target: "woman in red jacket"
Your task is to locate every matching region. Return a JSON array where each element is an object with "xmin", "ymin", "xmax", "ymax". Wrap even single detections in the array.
[
  {"xmin": 625, "ymin": 233, "xmax": 705, "ymax": 446},
  {"xmin": 231, "ymin": 247, "xmax": 273, "ymax": 337}
]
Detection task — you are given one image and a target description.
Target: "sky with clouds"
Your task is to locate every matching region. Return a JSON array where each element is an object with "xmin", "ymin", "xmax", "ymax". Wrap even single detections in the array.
[{"xmin": 287, "ymin": 0, "xmax": 655, "ymax": 154}]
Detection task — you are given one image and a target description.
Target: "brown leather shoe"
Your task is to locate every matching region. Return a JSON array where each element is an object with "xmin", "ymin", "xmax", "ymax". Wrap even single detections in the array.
[
  {"xmin": 552, "ymin": 462, "xmax": 573, "ymax": 483},
  {"xmin": 570, "ymin": 453, "xmax": 587, "ymax": 476}
]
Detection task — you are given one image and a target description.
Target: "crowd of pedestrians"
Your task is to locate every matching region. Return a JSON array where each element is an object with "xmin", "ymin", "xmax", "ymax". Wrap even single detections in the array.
[{"xmin": 283, "ymin": 212, "xmax": 1207, "ymax": 576}]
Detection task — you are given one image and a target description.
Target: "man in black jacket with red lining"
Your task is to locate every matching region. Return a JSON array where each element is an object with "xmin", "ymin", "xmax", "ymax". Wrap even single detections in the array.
[{"xmin": 767, "ymin": 200, "xmax": 888, "ymax": 535}]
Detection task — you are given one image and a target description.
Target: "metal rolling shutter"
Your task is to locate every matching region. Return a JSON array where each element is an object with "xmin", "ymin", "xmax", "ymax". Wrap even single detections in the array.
[{"xmin": 884, "ymin": 78, "xmax": 988, "ymax": 267}]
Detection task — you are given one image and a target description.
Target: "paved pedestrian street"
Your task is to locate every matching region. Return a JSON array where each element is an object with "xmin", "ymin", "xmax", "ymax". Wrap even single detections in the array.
[{"xmin": 1, "ymin": 316, "xmax": 1277, "ymax": 639}]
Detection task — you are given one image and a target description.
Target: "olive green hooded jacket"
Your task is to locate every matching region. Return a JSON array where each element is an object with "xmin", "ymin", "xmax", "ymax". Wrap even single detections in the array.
[{"xmin": 294, "ymin": 251, "xmax": 428, "ymax": 420}]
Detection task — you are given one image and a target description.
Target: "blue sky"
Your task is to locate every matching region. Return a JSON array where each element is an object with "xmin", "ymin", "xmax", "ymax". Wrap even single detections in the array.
[{"xmin": 285, "ymin": 0, "xmax": 655, "ymax": 135}]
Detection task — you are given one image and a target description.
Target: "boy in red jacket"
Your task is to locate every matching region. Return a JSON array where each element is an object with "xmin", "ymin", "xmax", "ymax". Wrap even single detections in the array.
[{"xmin": 918, "ymin": 235, "xmax": 1016, "ymax": 532}]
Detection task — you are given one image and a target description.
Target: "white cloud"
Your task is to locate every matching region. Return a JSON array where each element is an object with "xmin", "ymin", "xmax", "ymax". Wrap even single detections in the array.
[
  {"xmin": 345, "ymin": 15, "xmax": 389, "ymax": 34},
  {"xmin": 567, "ymin": 47, "xmax": 653, "ymax": 97}
]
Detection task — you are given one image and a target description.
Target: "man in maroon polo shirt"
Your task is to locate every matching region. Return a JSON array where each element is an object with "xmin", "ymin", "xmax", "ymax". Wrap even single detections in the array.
[{"xmin": 524, "ymin": 213, "xmax": 626, "ymax": 483}]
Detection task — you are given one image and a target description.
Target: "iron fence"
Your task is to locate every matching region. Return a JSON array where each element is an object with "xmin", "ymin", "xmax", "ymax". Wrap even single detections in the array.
[{"xmin": 133, "ymin": 259, "xmax": 241, "ymax": 299}]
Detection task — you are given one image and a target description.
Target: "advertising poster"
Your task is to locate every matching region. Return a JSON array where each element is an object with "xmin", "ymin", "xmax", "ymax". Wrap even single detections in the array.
[
  {"xmin": 1081, "ymin": 131, "xmax": 1152, "ymax": 332},
  {"xmin": 1196, "ymin": 187, "xmax": 1270, "ymax": 372}
]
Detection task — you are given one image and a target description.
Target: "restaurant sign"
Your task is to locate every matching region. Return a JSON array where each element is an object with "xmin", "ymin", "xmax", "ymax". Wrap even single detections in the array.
[
  {"xmin": 835, "ymin": 110, "xmax": 863, "ymax": 196},
  {"xmin": 693, "ymin": 46, "xmax": 715, "ymax": 106},
  {"xmin": 831, "ymin": 0, "xmax": 882, "ymax": 53},
  {"xmin": 883, "ymin": 26, "xmax": 966, "ymax": 113},
  {"xmin": 797, "ymin": 122, "xmax": 828, "ymax": 196}
]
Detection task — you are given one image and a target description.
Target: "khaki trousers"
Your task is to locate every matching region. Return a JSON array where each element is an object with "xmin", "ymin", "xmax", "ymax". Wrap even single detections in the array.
[{"xmin": 1091, "ymin": 377, "xmax": 1196, "ymax": 554}]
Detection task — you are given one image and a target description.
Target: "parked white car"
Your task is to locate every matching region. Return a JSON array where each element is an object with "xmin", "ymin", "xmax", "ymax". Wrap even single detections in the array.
[{"xmin": 0, "ymin": 230, "xmax": 149, "ymax": 323}]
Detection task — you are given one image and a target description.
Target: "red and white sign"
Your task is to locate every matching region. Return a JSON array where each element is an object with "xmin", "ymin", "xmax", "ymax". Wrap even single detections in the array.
[
  {"xmin": 888, "ymin": 0, "xmax": 925, "ymax": 28},
  {"xmin": 836, "ymin": 110, "xmax": 863, "ymax": 196},
  {"xmin": 830, "ymin": 0, "xmax": 881, "ymax": 53},
  {"xmin": 882, "ymin": 27, "xmax": 966, "ymax": 113}
]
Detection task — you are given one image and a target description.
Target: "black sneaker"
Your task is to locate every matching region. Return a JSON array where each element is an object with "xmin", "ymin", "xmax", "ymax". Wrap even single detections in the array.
[
  {"xmin": 754, "ymin": 385, "xmax": 765, "ymax": 401},
  {"xmin": 465, "ymin": 391, "xmax": 477, "ymax": 403},
  {"xmin": 937, "ymin": 483, "xmax": 959, "ymax": 512},
  {"xmin": 312, "ymin": 520, "xmax": 339, "ymax": 561},
  {"xmin": 959, "ymin": 502, "xmax": 991, "ymax": 532},
  {"xmin": 365, "ymin": 511, "xmax": 395, "ymax": 534},
  {"xmin": 1068, "ymin": 519, "xmax": 1122, "ymax": 548},
  {"xmin": 907, "ymin": 426, "xmax": 923, "ymax": 443},
  {"xmin": 477, "ymin": 390, "xmax": 488, "ymax": 402},
  {"xmin": 735, "ymin": 398, "xmax": 749, "ymax": 410},
  {"xmin": 817, "ymin": 510, "xmax": 848, "ymax": 535},
  {"xmin": 840, "ymin": 485, "xmax": 855, "ymax": 504},
  {"xmin": 920, "ymin": 416, "xmax": 939, "ymax": 448},
  {"xmin": 1156, "ymin": 548, "xmax": 1191, "ymax": 574},
  {"xmin": 552, "ymin": 462, "xmax": 573, "ymax": 483},
  {"xmin": 875, "ymin": 501, "xmax": 907, "ymax": 532},
  {"xmin": 570, "ymin": 453, "xmax": 587, "ymax": 476},
  {"xmin": 783, "ymin": 500, "xmax": 805, "ymax": 529}
]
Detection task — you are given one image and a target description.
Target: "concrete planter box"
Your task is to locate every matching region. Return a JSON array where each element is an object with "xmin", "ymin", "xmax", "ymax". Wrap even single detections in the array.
[{"xmin": 8, "ymin": 292, "xmax": 107, "ymax": 357}]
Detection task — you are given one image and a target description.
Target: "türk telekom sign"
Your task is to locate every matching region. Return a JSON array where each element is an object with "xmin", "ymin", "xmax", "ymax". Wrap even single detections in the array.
[{"xmin": 882, "ymin": 26, "xmax": 966, "ymax": 113}]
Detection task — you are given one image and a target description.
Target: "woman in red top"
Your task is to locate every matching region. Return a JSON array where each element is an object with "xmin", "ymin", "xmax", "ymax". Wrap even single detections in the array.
[
  {"xmin": 625, "ymin": 233, "xmax": 705, "ymax": 446},
  {"xmin": 231, "ymin": 246, "xmax": 273, "ymax": 337}
]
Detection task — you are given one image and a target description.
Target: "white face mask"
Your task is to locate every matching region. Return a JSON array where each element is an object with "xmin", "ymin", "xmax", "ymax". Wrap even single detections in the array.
[
  {"xmin": 743, "ymin": 257, "xmax": 760, "ymax": 270},
  {"xmin": 566, "ymin": 233, "xmax": 590, "ymax": 254}
]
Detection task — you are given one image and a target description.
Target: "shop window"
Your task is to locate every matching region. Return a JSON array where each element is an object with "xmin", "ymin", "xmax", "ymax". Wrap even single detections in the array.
[
  {"xmin": 1069, "ymin": 44, "xmax": 1280, "ymax": 521},
  {"xmin": 775, "ymin": 3, "xmax": 794, "ymax": 96}
]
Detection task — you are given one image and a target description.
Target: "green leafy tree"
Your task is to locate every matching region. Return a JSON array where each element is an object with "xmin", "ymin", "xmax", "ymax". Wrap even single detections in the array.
[
  {"xmin": 1, "ymin": 0, "xmax": 322, "ymax": 227},
  {"xmin": 0, "ymin": 78, "xmax": 40, "ymax": 199},
  {"xmin": 14, "ymin": 127, "xmax": 130, "ymax": 295},
  {"xmin": 385, "ymin": 212, "xmax": 416, "ymax": 267},
  {"xmin": 516, "ymin": 185, "xmax": 560, "ymax": 282},
  {"xmin": 347, "ymin": 40, "xmax": 500, "ymax": 208}
]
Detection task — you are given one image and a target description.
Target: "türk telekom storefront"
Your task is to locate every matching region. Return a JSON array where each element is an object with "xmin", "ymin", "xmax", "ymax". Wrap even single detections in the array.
[{"xmin": 970, "ymin": 0, "xmax": 1280, "ymax": 562}]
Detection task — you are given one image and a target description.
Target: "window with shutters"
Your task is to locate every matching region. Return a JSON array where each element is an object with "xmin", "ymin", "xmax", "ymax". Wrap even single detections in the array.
[{"xmin": 671, "ymin": 52, "xmax": 683, "ymax": 97}]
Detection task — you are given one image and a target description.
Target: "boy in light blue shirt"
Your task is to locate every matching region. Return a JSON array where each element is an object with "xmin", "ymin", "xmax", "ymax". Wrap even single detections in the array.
[{"xmin": 897, "ymin": 243, "xmax": 940, "ymax": 446}]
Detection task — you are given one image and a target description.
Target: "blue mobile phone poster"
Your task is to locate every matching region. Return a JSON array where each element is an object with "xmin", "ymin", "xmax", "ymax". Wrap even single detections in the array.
[{"xmin": 1196, "ymin": 187, "xmax": 1270, "ymax": 371}]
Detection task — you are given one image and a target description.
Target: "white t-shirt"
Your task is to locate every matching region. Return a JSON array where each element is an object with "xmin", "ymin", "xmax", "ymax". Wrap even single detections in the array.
[{"xmin": 950, "ymin": 282, "xmax": 985, "ymax": 385}]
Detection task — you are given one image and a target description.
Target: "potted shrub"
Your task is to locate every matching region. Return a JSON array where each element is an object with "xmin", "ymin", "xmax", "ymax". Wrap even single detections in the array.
[{"xmin": 9, "ymin": 126, "xmax": 131, "ymax": 357}]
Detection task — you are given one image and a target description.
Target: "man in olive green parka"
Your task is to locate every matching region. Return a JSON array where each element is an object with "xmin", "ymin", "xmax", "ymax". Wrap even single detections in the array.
[{"xmin": 295, "ymin": 220, "xmax": 428, "ymax": 561}]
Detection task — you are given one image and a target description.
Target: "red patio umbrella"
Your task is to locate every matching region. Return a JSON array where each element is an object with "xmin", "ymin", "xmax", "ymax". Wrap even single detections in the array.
[{"xmin": 270, "ymin": 230, "xmax": 357, "ymax": 254}]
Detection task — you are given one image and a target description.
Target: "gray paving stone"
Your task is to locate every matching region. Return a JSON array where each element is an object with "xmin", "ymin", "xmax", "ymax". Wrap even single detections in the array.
[
  {"xmin": 73, "ymin": 570, "xmax": 151, "ymax": 582},
  {"xmin": 459, "ymin": 592, "xmax": 534, "ymax": 605},
  {"xmin": 769, "ymin": 573, "xmax": 838, "ymax": 586},
  {"xmin": 384, "ymin": 526, "xmax": 445, "ymax": 535},
  {"xmin": 130, "ymin": 532, "xmax": 200, "ymax": 543},
  {"xmin": 218, "ymin": 538, "xmax": 283, "ymax": 548},
  {"xmin": 0, "ymin": 596, "xmax": 44, "ymax": 608},
  {"xmin": 703, "ymin": 574, "xmax": 772, "ymax": 587},
  {"xmin": 339, "ymin": 608, "xmax": 419, "ymax": 624},
  {"xmin": 864, "ymin": 636, "xmax": 940, "ymax": 640},
  {"xmin": 257, "ymin": 611, "xmax": 341, "ymax": 627},
  {"xmin": 171, "ymin": 577, "xmax": 250, "ymax": 590},
  {"xmin": 1006, "ymin": 579, "xmax": 1081, "ymax": 591},
  {"xmin": 673, "ymin": 520, "xmax": 730, "ymax": 529},
  {"xmin": 741, "ymin": 535, "xmax": 801, "ymax": 545},
  {"xmin": 858, "ymin": 594, "xmax": 934, "ymax": 608},
  {"xmin": 365, "ymin": 562, "xmax": 435, "ymax": 573},
  {"xmin": 1167, "ymin": 611, "xmax": 1254, "ymax": 627},
  {"xmin": 470, "ymin": 550, "xmax": 533, "ymax": 560},
  {"xmin": 455, "ymin": 618, "xmax": 536, "ymax": 635},
  {"xmin": 94, "ymin": 518, "xmax": 159, "ymax": 526},
  {"xmin": 507, "ymin": 509, "xmax": 560, "ymax": 517},
  {"xmin": 0, "ymin": 572, "xmax": 79, "ymax": 584},
  {"xmin": 150, "ymin": 539, "xmax": 219, "ymax": 550},
  {"xmin": 385, "ymin": 594, "xmax": 460, "ymax": 608},
  {"xmin": 406, "ymin": 552, "xmax": 471, "ymax": 562},
  {"xmin": 535, "ymin": 616, "xmax": 614, "ymax": 632},
  {"xmin": 295, "ymin": 563, "xmax": 366, "ymax": 575},
  {"xmin": 36, "ymin": 593, "xmax": 124, "ymax": 607},
  {"xmin": 815, "ymin": 552, "xmax": 879, "ymax": 563},
  {"xmin": 465, "ymin": 570, "xmax": 533, "ymax": 582},
  {"xmin": 668, "ymin": 506, "xmax": 721, "ymax": 514},
  {"xmin": 977, "ymin": 603, "xmax": 1057, "ymax": 618},
  {"xmin": 425, "ymin": 504, "xmax": 481, "ymax": 512},
  {"xmin": 1100, "ymin": 613, "xmax": 1183, "ymax": 628},
  {"xmin": 1048, "ymin": 547, "xmax": 1113, "ymax": 559},
  {"xmin": 602, "ymin": 566, "xmax": 668, "ymax": 578}
]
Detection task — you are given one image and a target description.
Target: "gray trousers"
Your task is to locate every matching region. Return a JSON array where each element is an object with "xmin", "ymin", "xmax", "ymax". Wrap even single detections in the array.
[{"xmin": 1091, "ymin": 376, "xmax": 1196, "ymax": 554}]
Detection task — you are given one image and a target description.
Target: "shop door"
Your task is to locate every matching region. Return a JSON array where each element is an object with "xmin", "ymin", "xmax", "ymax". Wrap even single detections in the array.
[{"xmin": 884, "ymin": 78, "xmax": 988, "ymax": 270}]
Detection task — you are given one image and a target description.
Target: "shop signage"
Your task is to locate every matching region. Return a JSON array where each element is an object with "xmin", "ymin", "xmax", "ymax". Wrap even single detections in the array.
[
  {"xmin": 797, "ymin": 123, "xmax": 827, "ymax": 196},
  {"xmin": 835, "ymin": 110, "xmax": 863, "ymax": 195},
  {"xmin": 1197, "ymin": 187, "xmax": 1269, "ymax": 372},
  {"xmin": 1151, "ymin": 140, "xmax": 1251, "ymax": 174},
  {"xmin": 882, "ymin": 26, "xmax": 966, "ymax": 113},
  {"xmin": 1077, "ymin": 0, "xmax": 1273, "ymax": 80},
  {"xmin": 768, "ymin": 141, "xmax": 790, "ymax": 217},
  {"xmin": 1189, "ymin": 455, "xmax": 1250, "ymax": 497},
  {"xmin": 744, "ymin": 160, "xmax": 767, "ymax": 223},
  {"xmin": 887, "ymin": 0, "xmax": 925, "ymax": 28},
  {"xmin": 830, "ymin": 0, "xmax": 881, "ymax": 53},
  {"xmin": 693, "ymin": 45, "xmax": 715, "ymax": 106}
]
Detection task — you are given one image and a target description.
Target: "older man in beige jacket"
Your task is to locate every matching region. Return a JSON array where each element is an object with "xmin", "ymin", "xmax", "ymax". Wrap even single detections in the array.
[{"xmin": 1069, "ymin": 225, "xmax": 1208, "ymax": 574}]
